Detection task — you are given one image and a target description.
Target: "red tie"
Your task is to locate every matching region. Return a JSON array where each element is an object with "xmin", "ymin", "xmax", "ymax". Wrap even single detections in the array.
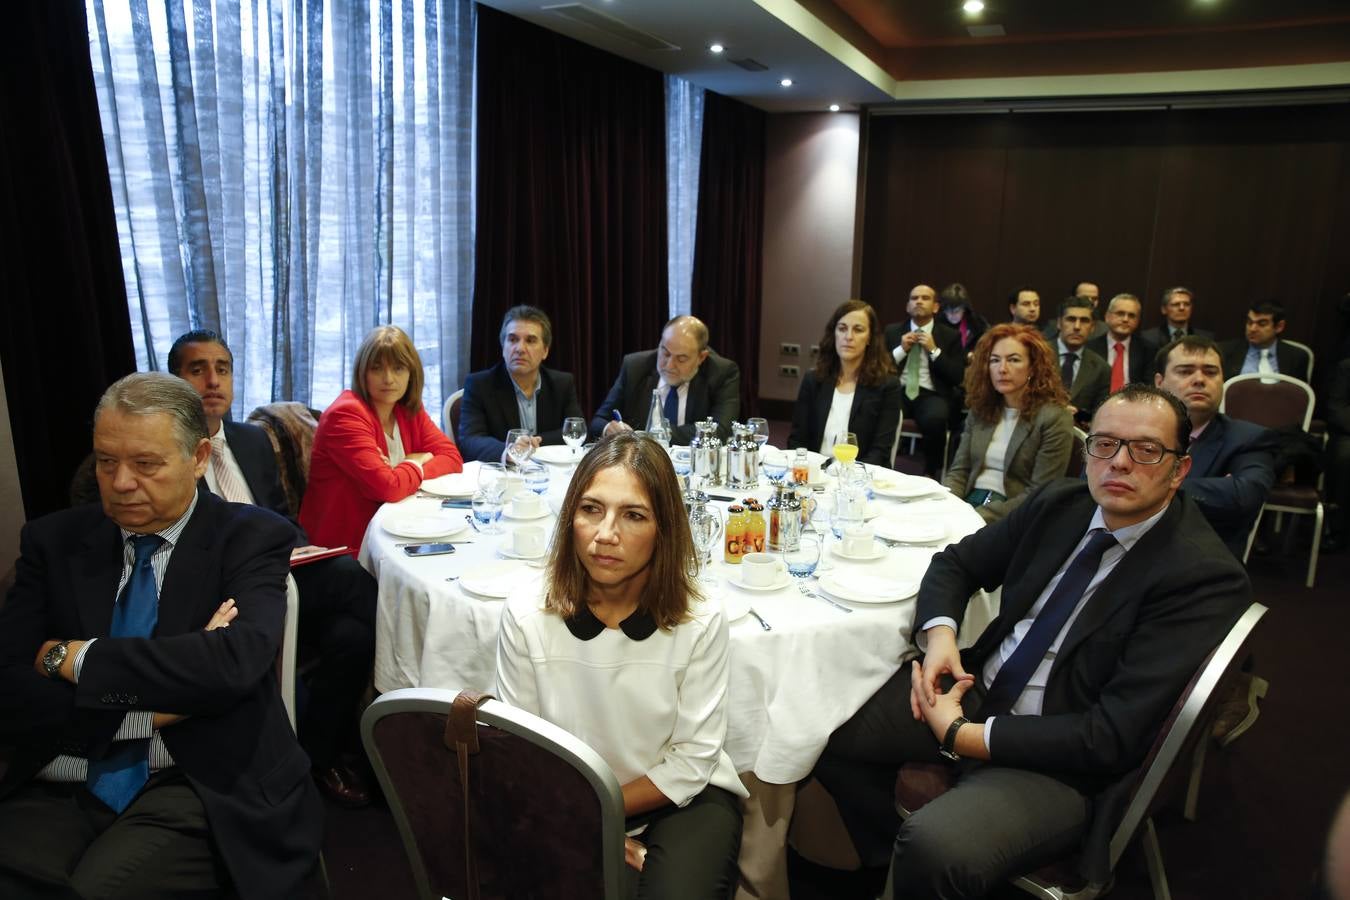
[{"xmin": 1110, "ymin": 341, "xmax": 1126, "ymax": 392}]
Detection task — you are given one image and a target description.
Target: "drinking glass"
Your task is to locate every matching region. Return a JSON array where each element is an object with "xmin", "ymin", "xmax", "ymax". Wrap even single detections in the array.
[
  {"xmin": 477, "ymin": 462, "xmax": 507, "ymax": 502},
  {"xmin": 505, "ymin": 429, "xmax": 535, "ymax": 469},
  {"xmin": 840, "ymin": 461, "xmax": 873, "ymax": 500},
  {"xmin": 784, "ymin": 533, "xmax": 821, "ymax": 578},
  {"xmin": 747, "ymin": 417, "xmax": 770, "ymax": 450},
  {"xmin": 670, "ymin": 446, "xmax": 692, "ymax": 478},
  {"xmin": 688, "ymin": 506, "xmax": 723, "ymax": 584},
  {"xmin": 469, "ymin": 490, "xmax": 504, "ymax": 534},
  {"xmin": 561, "ymin": 417, "xmax": 587, "ymax": 462},
  {"xmin": 761, "ymin": 449, "xmax": 788, "ymax": 484},
  {"xmin": 831, "ymin": 431, "xmax": 859, "ymax": 467},
  {"xmin": 831, "ymin": 487, "xmax": 865, "ymax": 539},
  {"xmin": 522, "ymin": 462, "xmax": 549, "ymax": 495}
]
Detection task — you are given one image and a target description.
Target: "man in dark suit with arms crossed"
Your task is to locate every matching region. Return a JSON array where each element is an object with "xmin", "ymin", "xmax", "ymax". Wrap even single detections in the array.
[
  {"xmin": 816, "ymin": 384, "xmax": 1248, "ymax": 898},
  {"xmin": 0, "ymin": 373, "xmax": 322, "ymax": 899},
  {"xmin": 170, "ymin": 330, "xmax": 375, "ymax": 807}
]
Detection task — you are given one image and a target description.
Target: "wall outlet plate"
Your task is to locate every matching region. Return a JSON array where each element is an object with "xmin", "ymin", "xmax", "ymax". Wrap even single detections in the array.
[
  {"xmin": 778, "ymin": 364, "xmax": 800, "ymax": 378},
  {"xmin": 780, "ymin": 342, "xmax": 800, "ymax": 356}
]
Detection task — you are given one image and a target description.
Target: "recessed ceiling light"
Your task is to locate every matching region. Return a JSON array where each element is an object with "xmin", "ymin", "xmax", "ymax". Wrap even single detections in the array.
[
  {"xmin": 780, "ymin": 78, "xmax": 793, "ymax": 87},
  {"xmin": 963, "ymin": 0, "xmax": 985, "ymax": 13},
  {"xmin": 709, "ymin": 43, "xmax": 724, "ymax": 54},
  {"xmin": 829, "ymin": 104, "xmax": 841, "ymax": 112}
]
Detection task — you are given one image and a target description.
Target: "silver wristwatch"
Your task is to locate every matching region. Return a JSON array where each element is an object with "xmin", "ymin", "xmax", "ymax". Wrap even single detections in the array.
[{"xmin": 42, "ymin": 640, "xmax": 73, "ymax": 679}]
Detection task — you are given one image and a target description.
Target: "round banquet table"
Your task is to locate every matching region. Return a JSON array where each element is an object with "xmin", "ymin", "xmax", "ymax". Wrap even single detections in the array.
[{"xmin": 360, "ymin": 453, "xmax": 997, "ymax": 897}]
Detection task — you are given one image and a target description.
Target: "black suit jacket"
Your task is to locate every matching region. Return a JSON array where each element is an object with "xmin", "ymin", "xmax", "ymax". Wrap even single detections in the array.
[
  {"xmin": 1086, "ymin": 334, "xmax": 1150, "ymax": 388},
  {"xmin": 456, "ymin": 362, "xmax": 584, "ymax": 463},
  {"xmin": 0, "ymin": 494, "xmax": 323, "ymax": 899},
  {"xmin": 786, "ymin": 371, "xmax": 902, "ymax": 467},
  {"xmin": 590, "ymin": 349, "xmax": 741, "ymax": 444},
  {"xmin": 916, "ymin": 479, "xmax": 1248, "ymax": 880},
  {"xmin": 1060, "ymin": 345, "xmax": 1111, "ymax": 422},
  {"xmin": 1181, "ymin": 413, "xmax": 1277, "ymax": 558},
  {"xmin": 883, "ymin": 320, "xmax": 965, "ymax": 398},
  {"xmin": 1220, "ymin": 339, "xmax": 1311, "ymax": 384},
  {"xmin": 223, "ymin": 421, "xmax": 294, "ymax": 523}
]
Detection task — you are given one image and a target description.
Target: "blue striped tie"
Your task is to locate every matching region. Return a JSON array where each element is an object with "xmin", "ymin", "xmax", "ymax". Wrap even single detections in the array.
[
  {"xmin": 87, "ymin": 534, "xmax": 162, "ymax": 813},
  {"xmin": 662, "ymin": 386, "xmax": 680, "ymax": 428}
]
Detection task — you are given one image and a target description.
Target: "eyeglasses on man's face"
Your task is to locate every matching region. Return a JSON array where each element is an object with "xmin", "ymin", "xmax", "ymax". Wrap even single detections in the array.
[{"xmin": 1084, "ymin": 434, "xmax": 1184, "ymax": 466}]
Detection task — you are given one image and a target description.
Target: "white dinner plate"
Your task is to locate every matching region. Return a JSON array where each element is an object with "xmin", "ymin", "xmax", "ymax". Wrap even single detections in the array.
[
  {"xmin": 381, "ymin": 511, "xmax": 468, "ymax": 540},
  {"xmin": 874, "ymin": 518, "xmax": 948, "ymax": 545},
  {"xmin": 534, "ymin": 445, "xmax": 581, "ymax": 466},
  {"xmin": 419, "ymin": 472, "xmax": 477, "ymax": 498},
  {"xmin": 817, "ymin": 572, "xmax": 919, "ymax": 605},
  {"xmin": 830, "ymin": 541, "xmax": 887, "ymax": 562},
  {"xmin": 871, "ymin": 476, "xmax": 946, "ymax": 500},
  {"xmin": 725, "ymin": 570, "xmax": 791, "ymax": 593},
  {"xmin": 460, "ymin": 561, "xmax": 539, "ymax": 598},
  {"xmin": 502, "ymin": 504, "xmax": 552, "ymax": 521}
]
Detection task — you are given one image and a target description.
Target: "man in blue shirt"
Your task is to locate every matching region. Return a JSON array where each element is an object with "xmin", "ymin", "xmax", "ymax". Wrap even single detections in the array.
[{"xmin": 1221, "ymin": 300, "xmax": 1311, "ymax": 383}]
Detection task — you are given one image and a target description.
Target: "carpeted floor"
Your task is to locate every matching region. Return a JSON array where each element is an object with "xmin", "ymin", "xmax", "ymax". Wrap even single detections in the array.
[{"xmin": 322, "ymin": 437, "xmax": 1348, "ymax": 900}]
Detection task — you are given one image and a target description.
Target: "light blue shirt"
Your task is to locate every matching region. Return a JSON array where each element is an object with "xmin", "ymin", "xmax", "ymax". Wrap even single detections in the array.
[
  {"xmin": 1241, "ymin": 342, "xmax": 1279, "ymax": 375},
  {"xmin": 509, "ymin": 374, "xmax": 541, "ymax": 434}
]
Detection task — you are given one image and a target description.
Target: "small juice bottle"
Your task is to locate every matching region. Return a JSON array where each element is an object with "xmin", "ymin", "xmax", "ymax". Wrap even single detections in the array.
[
  {"xmin": 745, "ymin": 502, "xmax": 767, "ymax": 554},
  {"xmin": 724, "ymin": 505, "xmax": 746, "ymax": 564}
]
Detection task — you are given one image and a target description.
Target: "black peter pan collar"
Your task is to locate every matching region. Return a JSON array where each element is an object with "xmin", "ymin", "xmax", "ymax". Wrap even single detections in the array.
[{"xmin": 564, "ymin": 602, "xmax": 658, "ymax": 642}]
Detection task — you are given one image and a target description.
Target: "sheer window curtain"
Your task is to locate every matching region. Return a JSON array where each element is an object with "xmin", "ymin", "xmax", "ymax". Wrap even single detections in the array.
[
  {"xmin": 665, "ymin": 75, "xmax": 703, "ymax": 319},
  {"xmin": 86, "ymin": 0, "xmax": 476, "ymax": 418}
]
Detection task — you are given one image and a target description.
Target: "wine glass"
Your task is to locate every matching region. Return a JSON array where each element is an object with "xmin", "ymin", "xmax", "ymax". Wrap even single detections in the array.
[
  {"xmin": 747, "ymin": 417, "xmax": 770, "ymax": 450},
  {"xmin": 831, "ymin": 431, "xmax": 859, "ymax": 468},
  {"xmin": 477, "ymin": 462, "xmax": 506, "ymax": 502},
  {"xmin": 562, "ymin": 417, "xmax": 587, "ymax": 462},
  {"xmin": 522, "ymin": 462, "xmax": 549, "ymax": 495},
  {"xmin": 505, "ymin": 428, "xmax": 535, "ymax": 469},
  {"xmin": 688, "ymin": 505, "xmax": 723, "ymax": 585}
]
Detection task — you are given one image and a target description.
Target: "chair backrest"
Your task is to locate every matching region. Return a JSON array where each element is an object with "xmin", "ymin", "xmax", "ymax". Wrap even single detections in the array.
[
  {"xmin": 361, "ymin": 687, "xmax": 626, "ymax": 900},
  {"xmin": 1065, "ymin": 426, "xmax": 1088, "ymax": 478},
  {"xmin": 277, "ymin": 573, "xmax": 299, "ymax": 732},
  {"xmin": 1105, "ymin": 602, "xmax": 1268, "ymax": 869},
  {"xmin": 444, "ymin": 388, "xmax": 465, "ymax": 439},
  {"xmin": 1219, "ymin": 373, "xmax": 1314, "ymax": 432},
  {"xmin": 1281, "ymin": 338, "xmax": 1315, "ymax": 383},
  {"xmin": 246, "ymin": 401, "xmax": 320, "ymax": 517}
]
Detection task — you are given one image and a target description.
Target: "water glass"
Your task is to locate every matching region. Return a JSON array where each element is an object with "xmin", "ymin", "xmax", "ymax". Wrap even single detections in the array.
[
  {"xmin": 477, "ymin": 462, "xmax": 507, "ymax": 502},
  {"xmin": 671, "ymin": 446, "xmax": 692, "ymax": 477},
  {"xmin": 505, "ymin": 429, "xmax": 535, "ymax": 469},
  {"xmin": 831, "ymin": 488, "xmax": 865, "ymax": 539},
  {"xmin": 470, "ymin": 491, "xmax": 503, "ymax": 534},
  {"xmin": 761, "ymin": 449, "xmax": 788, "ymax": 484},
  {"xmin": 562, "ymin": 417, "xmax": 587, "ymax": 462},
  {"xmin": 522, "ymin": 462, "xmax": 549, "ymax": 495},
  {"xmin": 747, "ymin": 417, "xmax": 770, "ymax": 449},
  {"xmin": 784, "ymin": 533, "xmax": 821, "ymax": 578}
]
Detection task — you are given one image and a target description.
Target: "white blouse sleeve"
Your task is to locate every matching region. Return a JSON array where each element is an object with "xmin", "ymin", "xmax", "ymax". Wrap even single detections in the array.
[
  {"xmin": 494, "ymin": 600, "xmax": 541, "ymax": 717},
  {"xmin": 645, "ymin": 608, "xmax": 732, "ymax": 807}
]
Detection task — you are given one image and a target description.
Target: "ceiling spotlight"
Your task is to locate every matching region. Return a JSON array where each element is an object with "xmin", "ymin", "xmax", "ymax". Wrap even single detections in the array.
[
  {"xmin": 709, "ymin": 43, "xmax": 724, "ymax": 54},
  {"xmin": 780, "ymin": 78, "xmax": 793, "ymax": 87},
  {"xmin": 829, "ymin": 104, "xmax": 841, "ymax": 112},
  {"xmin": 963, "ymin": 0, "xmax": 985, "ymax": 12}
]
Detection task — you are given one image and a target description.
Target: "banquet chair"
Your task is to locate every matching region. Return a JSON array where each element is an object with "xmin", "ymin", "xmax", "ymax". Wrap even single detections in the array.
[
  {"xmin": 444, "ymin": 388, "xmax": 465, "ymax": 439},
  {"xmin": 1280, "ymin": 338, "xmax": 1315, "ymax": 383},
  {"xmin": 893, "ymin": 602, "xmax": 1267, "ymax": 900},
  {"xmin": 1065, "ymin": 427, "xmax": 1088, "ymax": 478},
  {"xmin": 361, "ymin": 687, "xmax": 626, "ymax": 900},
  {"xmin": 1221, "ymin": 373, "xmax": 1323, "ymax": 586}
]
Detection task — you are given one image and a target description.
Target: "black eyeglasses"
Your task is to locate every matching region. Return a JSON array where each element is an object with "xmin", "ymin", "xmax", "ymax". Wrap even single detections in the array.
[{"xmin": 1084, "ymin": 434, "xmax": 1184, "ymax": 466}]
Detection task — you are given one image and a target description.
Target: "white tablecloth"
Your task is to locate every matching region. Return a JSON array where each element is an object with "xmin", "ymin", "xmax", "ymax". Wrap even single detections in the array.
[{"xmin": 362, "ymin": 457, "xmax": 992, "ymax": 785}]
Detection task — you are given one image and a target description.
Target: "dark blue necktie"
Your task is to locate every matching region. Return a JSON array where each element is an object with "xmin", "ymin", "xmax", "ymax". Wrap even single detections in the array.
[
  {"xmin": 87, "ymin": 534, "xmax": 163, "ymax": 813},
  {"xmin": 979, "ymin": 529, "xmax": 1117, "ymax": 718},
  {"xmin": 1060, "ymin": 351, "xmax": 1078, "ymax": 389},
  {"xmin": 662, "ymin": 385, "xmax": 680, "ymax": 428}
]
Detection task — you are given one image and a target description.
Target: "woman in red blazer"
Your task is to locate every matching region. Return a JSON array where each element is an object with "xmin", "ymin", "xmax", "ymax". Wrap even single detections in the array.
[{"xmin": 300, "ymin": 326, "xmax": 463, "ymax": 555}]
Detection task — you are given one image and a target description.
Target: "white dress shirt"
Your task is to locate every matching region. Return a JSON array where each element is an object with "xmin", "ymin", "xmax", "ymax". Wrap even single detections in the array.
[
  {"xmin": 658, "ymin": 379, "xmax": 691, "ymax": 428},
  {"xmin": 205, "ymin": 429, "xmax": 257, "ymax": 505},
  {"xmin": 819, "ymin": 387, "xmax": 855, "ymax": 457},
  {"xmin": 894, "ymin": 321, "xmax": 939, "ymax": 393}
]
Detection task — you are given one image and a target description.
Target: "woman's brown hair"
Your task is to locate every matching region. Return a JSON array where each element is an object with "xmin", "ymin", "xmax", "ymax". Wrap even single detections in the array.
[
  {"xmin": 812, "ymin": 299, "xmax": 897, "ymax": 387},
  {"xmin": 350, "ymin": 325, "xmax": 425, "ymax": 415},
  {"xmin": 963, "ymin": 323, "xmax": 1068, "ymax": 424},
  {"xmin": 544, "ymin": 433, "xmax": 700, "ymax": 630}
]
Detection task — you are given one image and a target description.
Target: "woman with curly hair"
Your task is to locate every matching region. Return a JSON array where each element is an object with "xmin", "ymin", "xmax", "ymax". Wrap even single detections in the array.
[
  {"xmin": 945, "ymin": 323, "xmax": 1073, "ymax": 523},
  {"xmin": 787, "ymin": 299, "xmax": 901, "ymax": 467}
]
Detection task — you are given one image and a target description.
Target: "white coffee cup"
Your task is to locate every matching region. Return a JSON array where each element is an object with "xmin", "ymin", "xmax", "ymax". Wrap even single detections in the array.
[
  {"xmin": 513, "ymin": 526, "xmax": 546, "ymax": 557},
  {"xmin": 741, "ymin": 552, "xmax": 786, "ymax": 587},
  {"xmin": 841, "ymin": 524, "xmax": 875, "ymax": 557},
  {"xmin": 510, "ymin": 492, "xmax": 544, "ymax": 517}
]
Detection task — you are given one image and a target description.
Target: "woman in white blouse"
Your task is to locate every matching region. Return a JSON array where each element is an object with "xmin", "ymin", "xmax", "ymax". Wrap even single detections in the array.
[
  {"xmin": 786, "ymin": 299, "xmax": 901, "ymax": 467},
  {"xmin": 945, "ymin": 323, "xmax": 1074, "ymax": 523},
  {"xmin": 495, "ymin": 432, "xmax": 747, "ymax": 899}
]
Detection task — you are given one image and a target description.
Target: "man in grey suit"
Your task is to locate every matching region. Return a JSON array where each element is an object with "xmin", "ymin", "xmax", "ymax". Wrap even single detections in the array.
[
  {"xmin": 592, "ymin": 315, "xmax": 740, "ymax": 443},
  {"xmin": 815, "ymin": 384, "xmax": 1248, "ymax": 898},
  {"xmin": 1055, "ymin": 296, "xmax": 1111, "ymax": 426}
]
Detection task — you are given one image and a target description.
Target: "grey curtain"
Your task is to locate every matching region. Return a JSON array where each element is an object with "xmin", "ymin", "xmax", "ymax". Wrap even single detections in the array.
[{"xmin": 86, "ymin": 0, "xmax": 476, "ymax": 417}]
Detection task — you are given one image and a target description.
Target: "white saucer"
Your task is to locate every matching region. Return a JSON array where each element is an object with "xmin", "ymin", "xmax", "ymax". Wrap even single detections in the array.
[
  {"xmin": 534, "ymin": 445, "xmax": 580, "ymax": 466},
  {"xmin": 499, "ymin": 545, "xmax": 547, "ymax": 561},
  {"xmin": 382, "ymin": 512, "xmax": 469, "ymax": 540},
  {"xmin": 419, "ymin": 472, "xmax": 476, "ymax": 498},
  {"xmin": 726, "ymin": 570, "xmax": 791, "ymax": 593},
  {"xmin": 831, "ymin": 542, "xmax": 887, "ymax": 562},
  {"xmin": 875, "ymin": 519, "xmax": 947, "ymax": 545},
  {"xmin": 502, "ymin": 504, "xmax": 552, "ymax": 521},
  {"xmin": 817, "ymin": 573, "xmax": 919, "ymax": 605}
]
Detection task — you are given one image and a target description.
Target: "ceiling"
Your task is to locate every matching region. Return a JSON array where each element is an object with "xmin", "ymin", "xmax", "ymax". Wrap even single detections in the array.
[{"xmin": 476, "ymin": 0, "xmax": 1350, "ymax": 112}]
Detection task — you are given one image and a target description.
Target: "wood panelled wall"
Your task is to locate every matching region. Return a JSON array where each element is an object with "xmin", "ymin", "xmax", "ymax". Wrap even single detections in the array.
[{"xmin": 857, "ymin": 103, "xmax": 1350, "ymax": 386}]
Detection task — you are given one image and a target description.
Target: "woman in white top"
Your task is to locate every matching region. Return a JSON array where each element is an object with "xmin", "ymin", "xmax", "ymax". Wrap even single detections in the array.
[
  {"xmin": 495, "ymin": 432, "xmax": 747, "ymax": 899},
  {"xmin": 945, "ymin": 323, "xmax": 1074, "ymax": 523},
  {"xmin": 787, "ymin": 299, "xmax": 901, "ymax": 467}
]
